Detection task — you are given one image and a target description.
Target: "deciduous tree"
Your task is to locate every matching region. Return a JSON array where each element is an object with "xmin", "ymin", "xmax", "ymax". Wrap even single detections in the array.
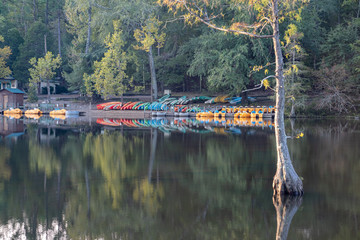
[
  {"xmin": 84, "ymin": 21, "xmax": 136, "ymax": 100},
  {"xmin": 28, "ymin": 51, "xmax": 61, "ymax": 102},
  {"xmin": 158, "ymin": 0, "xmax": 305, "ymax": 196},
  {"xmin": 134, "ymin": 16, "xmax": 166, "ymax": 100}
]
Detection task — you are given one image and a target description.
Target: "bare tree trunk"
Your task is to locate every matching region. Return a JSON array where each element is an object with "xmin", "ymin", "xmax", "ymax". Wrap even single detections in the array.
[
  {"xmin": 273, "ymin": 195, "xmax": 302, "ymax": 240},
  {"xmin": 271, "ymin": 0, "xmax": 303, "ymax": 196},
  {"xmin": 47, "ymin": 79, "xmax": 51, "ymax": 103},
  {"xmin": 85, "ymin": 5, "xmax": 92, "ymax": 55},
  {"xmin": 57, "ymin": 10, "xmax": 62, "ymax": 57},
  {"xmin": 148, "ymin": 46, "xmax": 158, "ymax": 100},
  {"xmin": 33, "ymin": 0, "xmax": 38, "ymax": 21},
  {"xmin": 44, "ymin": 34, "xmax": 47, "ymax": 54},
  {"xmin": 45, "ymin": 0, "xmax": 49, "ymax": 26},
  {"xmin": 357, "ymin": 0, "xmax": 360, "ymax": 19},
  {"xmin": 290, "ymin": 49, "xmax": 296, "ymax": 118}
]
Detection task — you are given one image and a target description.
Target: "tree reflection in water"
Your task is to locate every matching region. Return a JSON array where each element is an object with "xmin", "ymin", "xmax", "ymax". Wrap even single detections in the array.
[
  {"xmin": 273, "ymin": 195, "xmax": 302, "ymax": 240},
  {"xmin": 0, "ymin": 117, "xmax": 359, "ymax": 239}
]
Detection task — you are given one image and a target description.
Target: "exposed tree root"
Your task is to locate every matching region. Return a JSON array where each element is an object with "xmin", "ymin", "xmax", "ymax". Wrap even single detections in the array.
[{"xmin": 273, "ymin": 163, "xmax": 303, "ymax": 196}]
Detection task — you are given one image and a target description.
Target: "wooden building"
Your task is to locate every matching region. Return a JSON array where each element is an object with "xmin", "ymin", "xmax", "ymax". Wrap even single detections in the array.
[
  {"xmin": 0, "ymin": 88, "xmax": 25, "ymax": 110},
  {"xmin": 0, "ymin": 76, "xmax": 18, "ymax": 90},
  {"xmin": 0, "ymin": 116, "xmax": 24, "ymax": 139}
]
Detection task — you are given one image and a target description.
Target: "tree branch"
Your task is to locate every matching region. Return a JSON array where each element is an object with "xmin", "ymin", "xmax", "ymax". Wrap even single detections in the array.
[
  {"xmin": 242, "ymin": 75, "xmax": 276, "ymax": 93},
  {"xmin": 182, "ymin": 2, "xmax": 273, "ymax": 38},
  {"xmin": 249, "ymin": 62, "xmax": 276, "ymax": 76},
  {"xmin": 92, "ymin": 2, "xmax": 112, "ymax": 10}
]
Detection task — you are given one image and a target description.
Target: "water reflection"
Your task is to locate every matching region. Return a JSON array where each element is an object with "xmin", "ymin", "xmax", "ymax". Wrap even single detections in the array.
[
  {"xmin": 0, "ymin": 116, "xmax": 24, "ymax": 139},
  {"xmin": 273, "ymin": 195, "xmax": 302, "ymax": 240},
  {"xmin": 96, "ymin": 117, "xmax": 275, "ymax": 135},
  {"xmin": 0, "ymin": 116, "xmax": 359, "ymax": 239}
]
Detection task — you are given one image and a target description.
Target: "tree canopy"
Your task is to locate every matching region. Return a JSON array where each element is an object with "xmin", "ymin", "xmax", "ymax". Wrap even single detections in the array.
[{"xmin": 0, "ymin": 0, "xmax": 357, "ymax": 113}]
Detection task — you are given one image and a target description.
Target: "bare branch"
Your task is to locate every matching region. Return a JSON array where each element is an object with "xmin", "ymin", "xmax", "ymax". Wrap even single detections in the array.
[
  {"xmin": 182, "ymin": 2, "xmax": 273, "ymax": 38},
  {"xmin": 92, "ymin": 2, "xmax": 111, "ymax": 10},
  {"xmin": 242, "ymin": 75, "xmax": 276, "ymax": 93}
]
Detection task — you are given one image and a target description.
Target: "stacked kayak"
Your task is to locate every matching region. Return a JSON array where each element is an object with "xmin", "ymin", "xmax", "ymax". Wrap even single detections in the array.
[
  {"xmin": 96, "ymin": 102, "xmax": 122, "ymax": 110},
  {"xmin": 95, "ymin": 95, "xmax": 212, "ymax": 112}
]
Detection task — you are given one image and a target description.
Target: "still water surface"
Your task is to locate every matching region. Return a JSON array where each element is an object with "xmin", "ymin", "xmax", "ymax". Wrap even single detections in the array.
[{"xmin": 0, "ymin": 116, "xmax": 359, "ymax": 239}]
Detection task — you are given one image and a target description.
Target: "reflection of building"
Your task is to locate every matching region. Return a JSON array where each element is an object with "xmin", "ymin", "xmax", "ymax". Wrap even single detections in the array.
[
  {"xmin": 0, "ymin": 88, "xmax": 25, "ymax": 109},
  {"xmin": 0, "ymin": 117, "xmax": 24, "ymax": 139},
  {"xmin": 0, "ymin": 76, "xmax": 18, "ymax": 90}
]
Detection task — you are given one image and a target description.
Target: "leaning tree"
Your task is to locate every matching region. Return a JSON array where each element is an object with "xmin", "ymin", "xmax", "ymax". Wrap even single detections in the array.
[{"xmin": 159, "ymin": 0, "xmax": 304, "ymax": 196}]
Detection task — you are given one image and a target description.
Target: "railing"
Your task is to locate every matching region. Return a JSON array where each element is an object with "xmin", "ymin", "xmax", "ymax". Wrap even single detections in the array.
[{"xmin": 25, "ymin": 103, "xmax": 68, "ymax": 111}]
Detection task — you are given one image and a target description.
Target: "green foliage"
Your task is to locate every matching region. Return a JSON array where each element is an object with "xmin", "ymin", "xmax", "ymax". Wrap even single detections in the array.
[
  {"xmin": 321, "ymin": 20, "xmax": 360, "ymax": 66},
  {"xmin": 0, "ymin": 35, "xmax": 12, "ymax": 78},
  {"xmin": 84, "ymin": 21, "xmax": 136, "ymax": 99},
  {"xmin": 183, "ymin": 32, "xmax": 251, "ymax": 93},
  {"xmin": 29, "ymin": 52, "xmax": 62, "ymax": 85},
  {"xmin": 134, "ymin": 16, "xmax": 166, "ymax": 52},
  {"xmin": 27, "ymin": 84, "xmax": 39, "ymax": 103},
  {"xmin": 2, "ymin": 28, "xmax": 23, "ymax": 70},
  {"xmin": 13, "ymin": 21, "xmax": 55, "ymax": 84},
  {"xmin": 0, "ymin": 0, "xmax": 359, "ymax": 109},
  {"xmin": 64, "ymin": 52, "xmax": 92, "ymax": 92},
  {"xmin": 28, "ymin": 52, "xmax": 61, "ymax": 100},
  {"xmin": 349, "ymin": 39, "xmax": 360, "ymax": 84},
  {"xmin": 298, "ymin": 1, "xmax": 325, "ymax": 68}
]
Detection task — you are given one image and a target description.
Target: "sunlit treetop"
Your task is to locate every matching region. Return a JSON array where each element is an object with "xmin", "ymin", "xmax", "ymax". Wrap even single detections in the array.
[
  {"xmin": 133, "ymin": 16, "xmax": 166, "ymax": 52},
  {"xmin": 158, "ymin": 0, "xmax": 308, "ymax": 38},
  {"xmin": 28, "ymin": 52, "xmax": 61, "ymax": 83}
]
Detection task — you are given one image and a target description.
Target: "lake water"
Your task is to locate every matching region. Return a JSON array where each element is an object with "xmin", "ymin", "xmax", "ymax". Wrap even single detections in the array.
[{"xmin": 0, "ymin": 116, "xmax": 359, "ymax": 239}]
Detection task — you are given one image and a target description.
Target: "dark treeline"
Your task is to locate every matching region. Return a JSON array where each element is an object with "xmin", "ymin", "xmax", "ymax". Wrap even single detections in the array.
[{"xmin": 0, "ymin": 0, "xmax": 359, "ymax": 114}]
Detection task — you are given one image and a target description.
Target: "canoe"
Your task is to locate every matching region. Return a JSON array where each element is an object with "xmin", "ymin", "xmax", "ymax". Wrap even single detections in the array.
[{"xmin": 97, "ymin": 102, "xmax": 119, "ymax": 110}]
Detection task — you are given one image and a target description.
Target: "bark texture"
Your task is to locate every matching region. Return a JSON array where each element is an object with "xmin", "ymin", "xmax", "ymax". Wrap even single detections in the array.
[
  {"xmin": 271, "ymin": 0, "xmax": 303, "ymax": 196},
  {"xmin": 148, "ymin": 46, "xmax": 158, "ymax": 101},
  {"xmin": 273, "ymin": 195, "xmax": 302, "ymax": 240},
  {"xmin": 57, "ymin": 11, "xmax": 62, "ymax": 57},
  {"xmin": 47, "ymin": 79, "xmax": 51, "ymax": 102},
  {"xmin": 85, "ymin": 6, "xmax": 92, "ymax": 55}
]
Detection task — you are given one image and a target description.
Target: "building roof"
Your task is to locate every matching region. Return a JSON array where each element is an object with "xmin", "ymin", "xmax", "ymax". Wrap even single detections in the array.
[
  {"xmin": 0, "ymin": 79, "xmax": 11, "ymax": 83},
  {"xmin": 0, "ymin": 88, "xmax": 25, "ymax": 94},
  {"xmin": 5, "ymin": 132, "xmax": 25, "ymax": 138},
  {"xmin": 0, "ymin": 76, "xmax": 15, "ymax": 81}
]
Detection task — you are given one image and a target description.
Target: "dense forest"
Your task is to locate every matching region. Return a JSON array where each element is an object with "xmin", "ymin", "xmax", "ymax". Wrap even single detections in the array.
[{"xmin": 0, "ymin": 0, "xmax": 359, "ymax": 114}]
